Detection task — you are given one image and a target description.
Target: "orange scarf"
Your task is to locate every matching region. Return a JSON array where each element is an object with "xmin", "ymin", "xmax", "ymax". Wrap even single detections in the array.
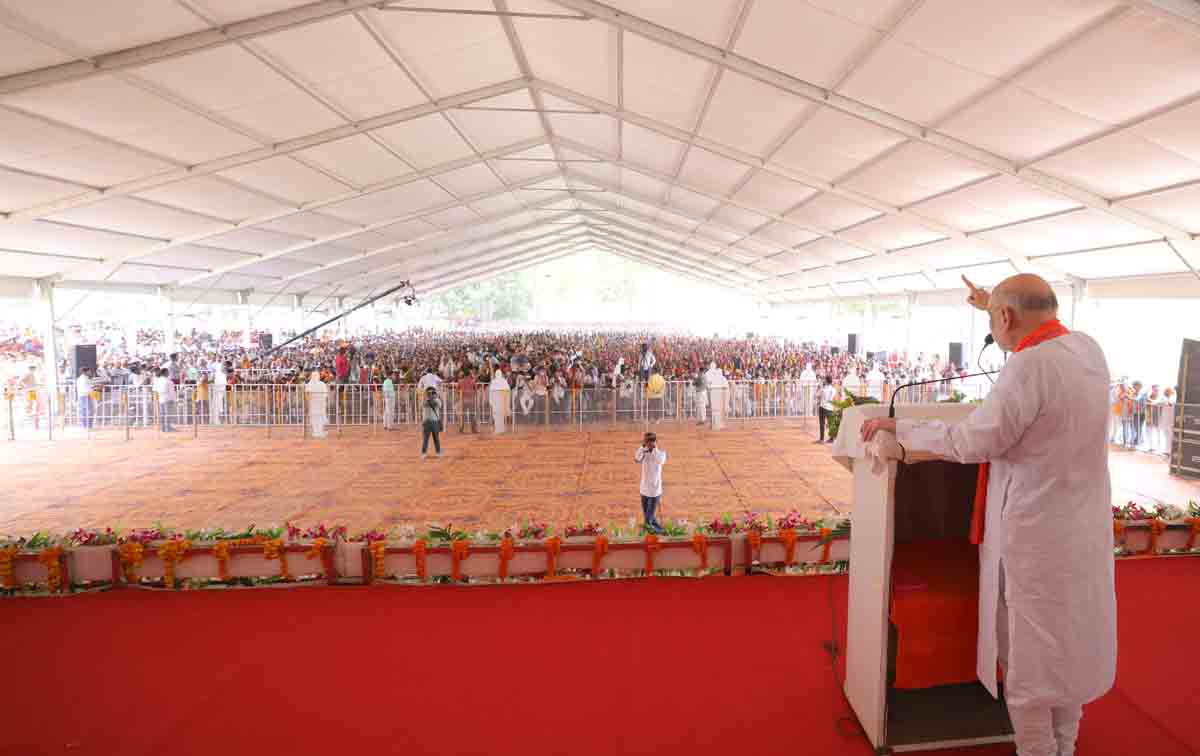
[{"xmin": 969, "ymin": 319, "xmax": 1070, "ymax": 544}]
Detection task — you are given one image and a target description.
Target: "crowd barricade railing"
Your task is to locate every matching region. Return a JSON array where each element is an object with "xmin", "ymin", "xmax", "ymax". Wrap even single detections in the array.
[
  {"xmin": 6, "ymin": 377, "xmax": 1004, "ymax": 441},
  {"xmin": 1110, "ymin": 397, "xmax": 1175, "ymax": 455}
]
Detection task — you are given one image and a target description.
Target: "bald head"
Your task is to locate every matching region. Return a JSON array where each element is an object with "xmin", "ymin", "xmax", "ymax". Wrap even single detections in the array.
[
  {"xmin": 986, "ymin": 274, "xmax": 1060, "ymax": 351},
  {"xmin": 991, "ymin": 273, "xmax": 1058, "ymax": 316}
]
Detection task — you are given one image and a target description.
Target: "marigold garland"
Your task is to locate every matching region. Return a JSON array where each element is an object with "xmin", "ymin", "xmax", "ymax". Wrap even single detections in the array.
[
  {"xmin": 262, "ymin": 539, "xmax": 291, "ymax": 581},
  {"xmin": 118, "ymin": 542, "xmax": 145, "ymax": 583},
  {"xmin": 691, "ymin": 533, "xmax": 708, "ymax": 570},
  {"xmin": 591, "ymin": 535, "xmax": 609, "ymax": 576},
  {"xmin": 818, "ymin": 528, "xmax": 833, "ymax": 564},
  {"xmin": 779, "ymin": 528, "xmax": 798, "ymax": 566},
  {"xmin": 212, "ymin": 541, "xmax": 232, "ymax": 581},
  {"xmin": 544, "ymin": 536, "xmax": 562, "ymax": 579},
  {"xmin": 157, "ymin": 540, "xmax": 192, "ymax": 589},
  {"xmin": 644, "ymin": 534, "xmax": 662, "ymax": 576},
  {"xmin": 498, "ymin": 537, "xmax": 515, "ymax": 581},
  {"xmin": 368, "ymin": 541, "xmax": 388, "ymax": 580},
  {"xmin": 1113, "ymin": 519, "xmax": 1125, "ymax": 540},
  {"xmin": 305, "ymin": 538, "xmax": 331, "ymax": 578},
  {"xmin": 747, "ymin": 530, "xmax": 762, "ymax": 563},
  {"xmin": 413, "ymin": 540, "xmax": 428, "ymax": 582},
  {"xmin": 1186, "ymin": 518, "xmax": 1200, "ymax": 551},
  {"xmin": 451, "ymin": 540, "xmax": 471, "ymax": 582},
  {"xmin": 37, "ymin": 546, "xmax": 65, "ymax": 593},
  {"xmin": 1147, "ymin": 519, "xmax": 1167, "ymax": 556},
  {"xmin": 0, "ymin": 546, "xmax": 19, "ymax": 589}
]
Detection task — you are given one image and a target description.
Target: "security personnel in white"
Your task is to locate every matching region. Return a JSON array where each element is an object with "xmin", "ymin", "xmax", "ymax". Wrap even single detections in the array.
[
  {"xmin": 862, "ymin": 274, "xmax": 1115, "ymax": 756},
  {"xmin": 634, "ymin": 431, "xmax": 667, "ymax": 535}
]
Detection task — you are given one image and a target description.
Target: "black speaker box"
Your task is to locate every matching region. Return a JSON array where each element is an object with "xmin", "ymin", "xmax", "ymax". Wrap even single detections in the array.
[
  {"xmin": 949, "ymin": 342, "xmax": 964, "ymax": 368},
  {"xmin": 848, "ymin": 333, "xmax": 859, "ymax": 355},
  {"xmin": 259, "ymin": 333, "xmax": 273, "ymax": 351},
  {"xmin": 70, "ymin": 344, "xmax": 97, "ymax": 377}
]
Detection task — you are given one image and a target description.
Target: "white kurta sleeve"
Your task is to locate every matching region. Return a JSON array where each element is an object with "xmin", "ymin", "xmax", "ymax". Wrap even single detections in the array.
[
  {"xmin": 634, "ymin": 448, "xmax": 645, "ymax": 463},
  {"xmin": 897, "ymin": 357, "xmax": 1039, "ymax": 464},
  {"xmin": 656, "ymin": 449, "xmax": 667, "ymax": 465}
]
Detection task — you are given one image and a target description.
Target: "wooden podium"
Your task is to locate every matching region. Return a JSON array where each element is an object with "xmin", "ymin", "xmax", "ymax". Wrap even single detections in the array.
[{"xmin": 833, "ymin": 404, "xmax": 1015, "ymax": 754}]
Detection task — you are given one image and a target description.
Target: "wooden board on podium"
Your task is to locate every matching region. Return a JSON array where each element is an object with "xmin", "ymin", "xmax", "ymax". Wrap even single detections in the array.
[{"xmin": 833, "ymin": 404, "xmax": 1014, "ymax": 754}]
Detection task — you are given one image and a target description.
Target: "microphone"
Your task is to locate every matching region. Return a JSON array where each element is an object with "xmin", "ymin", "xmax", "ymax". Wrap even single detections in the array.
[
  {"xmin": 984, "ymin": 334, "xmax": 994, "ymax": 346},
  {"xmin": 888, "ymin": 369, "xmax": 1000, "ymax": 418}
]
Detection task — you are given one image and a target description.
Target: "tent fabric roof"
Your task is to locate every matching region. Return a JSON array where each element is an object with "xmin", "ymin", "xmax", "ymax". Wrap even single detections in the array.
[{"xmin": 1, "ymin": 0, "xmax": 1199, "ymax": 303}]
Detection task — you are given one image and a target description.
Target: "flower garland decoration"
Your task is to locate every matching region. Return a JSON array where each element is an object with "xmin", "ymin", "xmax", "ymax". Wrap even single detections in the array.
[
  {"xmin": 1185, "ymin": 518, "xmax": 1200, "ymax": 551},
  {"xmin": 644, "ymin": 534, "xmax": 662, "ymax": 576},
  {"xmin": 544, "ymin": 536, "xmax": 562, "ymax": 579},
  {"xmin": 818, "ymin": 528, "xmax": 833, "ymax": 564},
  {"xmin": 118, "ymin": 542, "xmax": 145, "ymax": 583},
  {"xmin": 412, "ymin": 539, "xmax": 428, "ymax": 582},
  {"xmin": 690, "ymin": 533, "xmax": 708, "ymax": 570},
  {"xmin": 37, "ymin": 547, "xmax": 65, "ymax": 593},
  {"xmin": 779, "ymin": 528, "xmax": 798, "ymax": 566},
  {"xmin": 369, "ymin": 541, "xmax": 388, "ymax": 580},
  {"xmin": 0, "ymin": 546, "xmax": 20, "ymax": 589},
  {"xmin": 1146, "ymin": 519, "xmax": 1167, "ymax": 556},
  {"xmin": 451, "ymin": 539, "xmax": 471, "ymax": 582},
  {"xmin": 1112, "ymin": 519, "xmax": 1125, "ymax": 542},
  {"xmin": 498, "ymin": 536, "xmax": 515, "ymax": 581},
  {"xmin": 157, "ymin": 540, "xmax": 192, "ymax": 589},
  {"xmin": 591, "ymin": 535, "xmax": 609, "ymax": 576},
  {"xmin": 212, "ymin": 541, "xmax": 232, "ymax": 581},
  {"xmin": 305, "ymin": 538, "xmax": 331, "ymax": 578},
  {"xmin": 262, "ymin": 538, "xmax": 291, "ymax": 581},
  {"xmin": 746, "ymin": 530, "xmax": 762, "ymax": 563}
]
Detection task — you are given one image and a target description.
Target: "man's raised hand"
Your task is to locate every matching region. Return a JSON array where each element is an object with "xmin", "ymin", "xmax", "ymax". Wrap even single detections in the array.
[{"xmin": 962, "ymin": 275, "xmax": 989, "ymax": 311}]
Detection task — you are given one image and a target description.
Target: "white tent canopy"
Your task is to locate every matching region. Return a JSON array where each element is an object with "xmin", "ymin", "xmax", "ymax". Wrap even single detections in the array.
[{"xmin": 1, "ymin": 0, "xmax": 1199, "ymax": 308}]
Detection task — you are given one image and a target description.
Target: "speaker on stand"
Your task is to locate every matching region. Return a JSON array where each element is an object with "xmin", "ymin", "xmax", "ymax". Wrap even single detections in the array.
[
  {"xmin": 70, "ymin": 344, "xmax": 97, "ymax": 378},
  {"xmin": 1171, "ymin": 338, "xmax": 1200, "ymax": 480},
  {"xmin": 949, "ymin": 342, "xmax": 964, "ymax": 370},
  {"xmin": 848, "ymin": 333, "xmax": 859, "ymax": 355}
]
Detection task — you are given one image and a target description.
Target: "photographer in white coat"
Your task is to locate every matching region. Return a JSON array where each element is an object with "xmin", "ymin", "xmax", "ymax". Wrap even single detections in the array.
[{"xmin": 862, "ymin": 274, "xmax": 1115, "ymax": 756}]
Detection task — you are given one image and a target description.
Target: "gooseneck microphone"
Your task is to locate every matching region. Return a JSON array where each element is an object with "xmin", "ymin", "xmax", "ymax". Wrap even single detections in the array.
[{"xmin": 887, "ymin": 369, "xmax": 1000, "ymax": 418}]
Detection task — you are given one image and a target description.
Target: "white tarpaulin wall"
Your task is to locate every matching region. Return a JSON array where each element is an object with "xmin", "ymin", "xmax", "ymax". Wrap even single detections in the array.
[{"xmin": 0, "ymin": 0, "xmax": 1199, "ymax": 307}]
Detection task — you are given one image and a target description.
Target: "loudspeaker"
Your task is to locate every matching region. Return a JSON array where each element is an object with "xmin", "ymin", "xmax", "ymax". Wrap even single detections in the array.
[
  {"xmin": 831, "ymin": 346, "xmax": 840, "ymax": 355},
  {"xmin": 949, "ymin": 342, "xmax": 964, "ymax": 369},
  {"xmin": 70, "ymin": 344, "xmax": 97, "ymax": 378},
  {"xmin": 1171, "ymin": 338, "xmax": 1200, "ymax": 480},
  {"xmin": 259, "ymin": 333, "xmax": 273, "ymax": 351},
  {"xmin": 866, "ymin": 351, "xmax": 875, "ymax": 362},
  {"xmin": 848, "ymin": 333, "xmax": 859, "ymax": 355}
]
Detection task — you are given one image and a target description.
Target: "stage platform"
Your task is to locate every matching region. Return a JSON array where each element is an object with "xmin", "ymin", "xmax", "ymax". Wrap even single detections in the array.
[
  {"xmin": 1, "ymin": 422, "xmax": 1194, "ymax": 536},
  {"xmin": 1, "ymin": 558, "xmax": 1195, "ymax": 756}
]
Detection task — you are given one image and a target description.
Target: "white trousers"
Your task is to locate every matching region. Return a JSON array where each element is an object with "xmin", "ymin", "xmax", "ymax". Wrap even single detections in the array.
[
  {"xmin": 999, "ymin": 568, "xmax": 1083, "ymax": 756},
  {"xmin": 492, "ymin": 405, "xmax": 506, "ymax": 434},
  {"xmin": 210, "ymin": 392, "xmax": 224, "ymax": 425},
  {"xmin": 310, "ymin": 413, "xmax": 327, "ymax": 438},
  {"xmin": 384, "ymin": 395, "xmax": 395, "ymax": 429}
]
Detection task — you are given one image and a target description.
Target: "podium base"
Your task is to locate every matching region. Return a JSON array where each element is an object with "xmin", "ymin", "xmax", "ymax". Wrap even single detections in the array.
[{"xmin": 886, "ymin": 682, "xmax": 1013, "ymax": 753}]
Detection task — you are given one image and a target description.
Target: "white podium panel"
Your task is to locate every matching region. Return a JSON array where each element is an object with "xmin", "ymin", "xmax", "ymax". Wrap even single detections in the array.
[{"xmin": 835, "ymin": 405, "xmax": 1013, "ymax": 754}]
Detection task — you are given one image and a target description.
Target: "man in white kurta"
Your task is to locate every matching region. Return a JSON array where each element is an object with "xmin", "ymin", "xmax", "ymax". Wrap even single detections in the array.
[
  {"xmin": 489, "ymin": 370, "xmax": 510, "ymax": 434},
  {"xmin": 306, "ymin": 372, "xmax": 329, "ymax": 439},
  {"xmin": 704, "ymin": 362, "xmax": 728, "ymax": 430},
  {"xmin": 862, "ymin": 274, "xmax": 1115, "ymax": 756}
]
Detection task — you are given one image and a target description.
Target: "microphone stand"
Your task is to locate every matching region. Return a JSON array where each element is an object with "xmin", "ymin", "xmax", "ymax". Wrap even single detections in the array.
[{"xmin": 888, "ymin": 369, "xmax": 1000, "ymax": 418}]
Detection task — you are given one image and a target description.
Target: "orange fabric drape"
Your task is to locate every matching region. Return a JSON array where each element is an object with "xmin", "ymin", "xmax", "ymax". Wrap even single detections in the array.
[
  {"xmin": 970, "ymin": 319, "xmax": 1070, "ymax": 544},
  {"xmin": 412, "ymin": 540, "xmax": 427, "ymax": 582},
  {"xmin": 544, "ymin": 537, "xmax": 562, "ymax": 578},
  {"xmin": 644, "ymin": 535, "xmax": 662, "ymax": 575},
  {"xmin": 890, "ymin": 540, "xmax": 980, "ymax": 689},
  {"xmin": 691, "ymin": 533, "xmax": 708, "ymax": 570},
  {"xmin": 451, "ymin": 540, "xmax": 471, "ymax": 581},
  {"xmin": 498, "ymin": 537, "xmax": 515, "ymax": 581},
  {"xmin": 591, "ymin": 535, "xmax": 609, "ymax": 575},
  {"xmin": 778, "ymin": 529, "xmax": 797, "ymax": 566}
]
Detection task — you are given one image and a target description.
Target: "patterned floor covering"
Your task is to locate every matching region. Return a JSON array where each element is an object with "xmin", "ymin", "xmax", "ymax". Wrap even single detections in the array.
[{"xmin": 1, "ymin": 421, "xmax": 1192, "ymax": 535}]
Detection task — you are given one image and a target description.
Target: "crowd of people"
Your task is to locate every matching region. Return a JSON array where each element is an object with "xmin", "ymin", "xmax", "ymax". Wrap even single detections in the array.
[{"xmin": 0, "ymin": 323, "xmax": 1181, "ymax": 457}]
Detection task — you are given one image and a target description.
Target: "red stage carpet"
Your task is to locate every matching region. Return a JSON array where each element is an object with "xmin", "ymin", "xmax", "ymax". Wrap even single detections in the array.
[{"xmin": 2, "ymin": 559, "xmax": 1197, "ymax": 756}]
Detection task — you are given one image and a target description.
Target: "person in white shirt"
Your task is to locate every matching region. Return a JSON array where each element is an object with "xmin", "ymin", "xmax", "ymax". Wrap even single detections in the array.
[
  {"xmin": 210, "ymin": 363, "xmax": 227, "ymax": 425},
  {"xmin": 76, "ymin": 368, "xmax": 95, "ymax": 431},
  {"xmin": 817, "ymin": 376, "xmax": 836, "ymax": 443},
  {"xmin": 305, "ymin": 371, "xmax": 329, "ymax": 439},
  {"xmin": 704, "ymin": 362, "xmax": 728, "ymax": 430},
  {"xmin": 417, "ymin": 367, "xmax": 442, "ymax": 395},
  {"xmin": 862, "ymin": 274, "xmax": 1115, "ymax": 756},
  {"xmin": 152, "ymin": 368, "xmax": 177, "ymax": 432},
  {"xmin": 634, "ymin": 432, "xmax": 667, "ymax": 535},
  {"xmin": 639, "ymin": 343, "xmax": 656, "ymax": 382},
  {"xmin": 382, "ymin": 373, "xmax": 396, "ymax": 430},
  {"xmin": 489, "ymin": 368, "xmax": 511, "ymax": 434},
  {"xmin": 1159, "ymin": 387, "xmax": 1177, "ymax": 457}
]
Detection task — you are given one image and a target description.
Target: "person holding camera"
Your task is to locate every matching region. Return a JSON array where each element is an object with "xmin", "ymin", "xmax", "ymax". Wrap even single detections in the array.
[
  {"xmin": 421, "ymin": 386, "xmax": 443, "ymax": 459},
  {"xmin": 634, "ymin": 431, "xmax": 667, "ymax": 534}
]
